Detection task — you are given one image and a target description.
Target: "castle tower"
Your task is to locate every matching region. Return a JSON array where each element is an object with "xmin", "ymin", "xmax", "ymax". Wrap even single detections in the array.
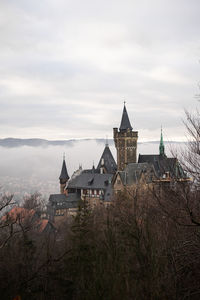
[
  {"xmin": 159, "ymin": 127, "xmax": 165, "ymax": 156},
  {"xmin": 113, "ymin": 103, "xmax": 138, "ymax": 171},
  {"xmin": 59, "ymin": 155, "xmax": 69, "ymax": 194}
]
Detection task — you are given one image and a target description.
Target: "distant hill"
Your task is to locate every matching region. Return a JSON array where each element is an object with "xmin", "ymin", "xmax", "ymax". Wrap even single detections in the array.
[
  {"xmin": 0, "ymin": 138, "xmax": 185, "ymax": 148},
  {"xmin": 0, "ymin": 138, "xmax": 76, "ymax": 148}
]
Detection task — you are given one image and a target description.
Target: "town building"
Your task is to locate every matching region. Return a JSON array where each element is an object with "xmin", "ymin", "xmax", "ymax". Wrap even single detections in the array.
[
  {"xmin": 47, "ymin": 142, "xmax": 116, "ymax": 222},
  {"xmin": 2, "ymin": 206, "xmax": 55, "ymax": 233}
]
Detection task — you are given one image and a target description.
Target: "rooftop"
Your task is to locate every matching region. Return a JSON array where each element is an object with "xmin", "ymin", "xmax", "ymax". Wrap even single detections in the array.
[{"xmin": 119, "ymin": 103, "xmax": 133, "ymax": 131}]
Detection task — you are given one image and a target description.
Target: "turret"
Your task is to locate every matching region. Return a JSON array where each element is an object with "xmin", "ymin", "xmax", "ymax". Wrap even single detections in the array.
[
  {"xmin": 159, "ymin": 127, "xmax": 165, "ymax": 156},
  {"xmin": 113, "ymin": 103, "xmax": 138, "ymax": 171},
  {"xmin": 59, "ymin": 154, "xmax": 69, "ymax": 194}
]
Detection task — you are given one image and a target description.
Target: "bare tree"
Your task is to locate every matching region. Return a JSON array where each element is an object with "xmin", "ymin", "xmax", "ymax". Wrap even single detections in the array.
[
  {"xmin": 22, "ymin": 192, "xmax": 46, "ymax": 213},
  {"xmin": 182, "ymin": 109, "xmax": 200, "ymax": 187}
]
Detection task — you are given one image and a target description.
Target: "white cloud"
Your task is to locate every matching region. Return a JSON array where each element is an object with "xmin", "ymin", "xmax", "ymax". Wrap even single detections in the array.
[{"xmin": 0, "ymin": 0, "xmax": 199, "ymax": 141}]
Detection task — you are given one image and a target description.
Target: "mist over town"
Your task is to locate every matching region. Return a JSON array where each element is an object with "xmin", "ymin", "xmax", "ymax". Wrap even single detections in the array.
[{"xmin": 0, "ymin": 138, "xmax": 184, "ymax": 201}]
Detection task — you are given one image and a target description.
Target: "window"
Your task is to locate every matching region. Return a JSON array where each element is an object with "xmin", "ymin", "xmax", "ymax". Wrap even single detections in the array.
[{"xmin": 56, "ymin": 209, "xmax": 64, "ymax": 216}]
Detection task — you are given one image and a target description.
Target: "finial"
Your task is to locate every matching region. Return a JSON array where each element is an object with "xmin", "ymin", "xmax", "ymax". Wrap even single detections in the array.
[
  {"xmin": 122, "ymin": 96, "xmax": 126, "ymax": 105},
  {"xmin": 161, "ymin": 126, "xmax": 163, "ymax": 140},
  {"xmin": 63, "ymin": 152, "xmax": 65, "ymax": 160},
  {"xmin": 105, "ymin": 135, "xmax": 108, "ymax": 147}
]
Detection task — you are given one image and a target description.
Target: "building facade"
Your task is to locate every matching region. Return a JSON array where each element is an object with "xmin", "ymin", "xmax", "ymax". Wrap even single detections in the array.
[{"xmin": 47, "ymin": 143, "xmax": 116, "ymax": 223}]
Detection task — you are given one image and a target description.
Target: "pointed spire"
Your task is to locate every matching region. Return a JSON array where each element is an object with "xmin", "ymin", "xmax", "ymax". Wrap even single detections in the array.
[
  {"xmin": 59, "ymin": 156, "xmax": 69, "ymax": 182},
  {"xmin": 159, "ymin": 126, "xmax": 165, "ymax": 156},
  {"xmin": 92, "ymin": 162, "xmax": 95, "ymax": 173},
  {"xmin": 96, "ymin": 144, "xmax": 117, "ymax": 174},
  {"xmin": 105, "ymin": 135, "xmax": 108, "ymax": 147},
  {"xmin": 119, "ymin": 103, "xmax": 132, "ymax": 131}
]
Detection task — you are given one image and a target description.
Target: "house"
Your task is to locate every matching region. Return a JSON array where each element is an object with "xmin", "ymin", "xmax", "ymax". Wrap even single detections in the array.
[
  {"xmin": 47, "ymin": 142, "xmax": 116, "ymax": 223},
  {"xmin": 47, "ymin": 193, "xmax": 79, "ymax": 223},
  {"xmin": 2, "ymin": 206, "xmax": 55, "ymax": 234},
  {"xmin": 67, "ymin": 171, "xmax": 113, "ymax": 207},
  {"xmin": 113, "ymin": 162, "xmax": 156, "ymax": 194}
]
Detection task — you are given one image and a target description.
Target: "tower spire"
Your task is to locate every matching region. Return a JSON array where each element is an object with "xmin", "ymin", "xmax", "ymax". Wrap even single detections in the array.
[
  {"xmin": 113, "ymin": 103, "xmax": 138, "ymax": 170},
  {"xmin": 59, "ymin": 155, "xmax": 69, "ymax": 194},
  {"xmin": 159, "ymin": 126, "xmax": 165, "ymax": 156},
  {"xmin": 119, "ymin": 102, "xmax": 132, "ymax": 131}
]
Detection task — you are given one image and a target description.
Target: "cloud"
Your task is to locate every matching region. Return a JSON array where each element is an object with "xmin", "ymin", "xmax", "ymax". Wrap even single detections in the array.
[{"xmin": 0, "ymin": 0, "xmax": 199, "ymax": 140}]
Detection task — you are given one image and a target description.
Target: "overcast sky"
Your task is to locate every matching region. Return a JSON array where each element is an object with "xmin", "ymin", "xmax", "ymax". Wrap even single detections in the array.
[{"xmin": 0, "ymin": 0, "xmax": 200, "ymax": 141}]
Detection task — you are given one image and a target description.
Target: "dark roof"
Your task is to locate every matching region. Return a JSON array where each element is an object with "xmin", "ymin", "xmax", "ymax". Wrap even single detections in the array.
[
  {"xmin": 49, "ymin": 194, "xmax": 68, "ymax": 203},
  {"xmin": 138, "ymin": 154, "xmax": 187, "ymax": 179},
  {"xmin": 59, "ymin": 159, "xmax": 69, "ymax": 181},
  {"xmin": 83, "ymin": 169, "xmax": 98, "ymax": 174},
  {"xmin": 67, "ymin": 193, "xmax": 81, "ymax": 203},
  {"xmin": 48, "ymin": 193, "xmax": 78, "ymax": 209},
  {"xmin": 68, "ymin": 173, "xmax": 113, "ymax": 190},
  {"xmin": 120, "ymin": 104, "xmax": 132, "ymax": 131},
  {"xmin": 116, "ymin": 163, "xmax": 155, "ymax": 185},
  {"xmin": 96, "ymin": 145, "xmax": 117, "ymax": 174}
]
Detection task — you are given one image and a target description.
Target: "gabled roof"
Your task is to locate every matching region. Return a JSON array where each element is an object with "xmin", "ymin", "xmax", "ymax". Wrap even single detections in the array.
[
  {"xmin": 120, "ymin": 104, "xmax": 132, "ymax": 131},
  {"xmin": 59, "ymin": 159, "xmax": 69, "ymax": 181},
  {"xmin": 138, "ymin": 154, "xmax": 187, "ymax": 179},
  {"xmin": 48, "ymin": 193, "xmax": 79, "ymax": 209},
  {"xmin": 96, "ymin": 145, "xmax": 117, "ymax": 174},
  {"xmin": 49, "ymin": 194, "xmax": 68, "ymax": 203},
  {"xmin": 37, "ymin": 219, "xmax": 52, "ymax": 233},
  {"xmin": 114, "ymin": 163, "xmax": 155, "ymax": 186}
]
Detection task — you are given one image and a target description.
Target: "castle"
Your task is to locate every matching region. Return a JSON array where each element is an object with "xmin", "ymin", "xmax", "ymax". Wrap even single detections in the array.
[{"xmin": 47, "ymin": 103, "xmax": 189, "ymax": 223}]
